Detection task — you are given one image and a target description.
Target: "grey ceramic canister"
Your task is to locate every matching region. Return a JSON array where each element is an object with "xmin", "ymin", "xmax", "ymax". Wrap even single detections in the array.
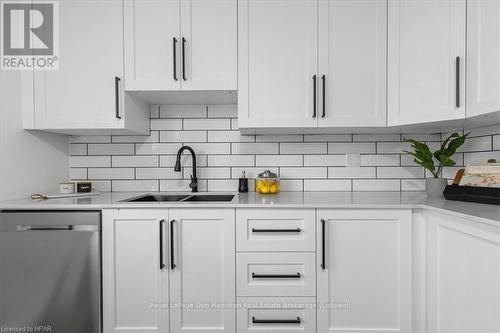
[{"xmin": 425, "ymin": 178, "xmax": 448, "ymax": 196}]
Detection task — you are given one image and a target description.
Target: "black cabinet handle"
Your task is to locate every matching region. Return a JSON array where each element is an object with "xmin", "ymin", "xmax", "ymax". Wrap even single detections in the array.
[
  {"xmin": 170, "ymin": 219, "xmax": 176, "ymax": 270},
  {"xmin": 159, "ymin": 220, "xmax": 165, "ymax": 269},
  {"xmin": 321, "ymin": 219, "xmax": 326, "ymax": 270},
  {"xmin": 114, "ymin": 76, "xmax": 121, "ymax": 119},
  {"xmin": 173, "ymin": 37, "xmax": 178, "ymax": 81},
  {"xmin": 252, "ymin": 228, "xmax": 301, "ymax": 233},
  {"xmin": 321, "ymin": 75, "xmax": 326, "ymax": 118},
  {"xmin": 252, "ymin": 273, "xmax": 301, "ymax": 279},
  {"xmin": 252, "ymin": 317, "xmax": 301, "ymax": 324},
  {"xmin": 182, "ymin": 37, "xmax": 187, "ymax": 81},
  {"xmin": 455, "ymin": 56, "xmax": 460, "ymax": 108},
  {"xmin": 312, "ymin": 75, "xmax": 317, "ymax": 118}
]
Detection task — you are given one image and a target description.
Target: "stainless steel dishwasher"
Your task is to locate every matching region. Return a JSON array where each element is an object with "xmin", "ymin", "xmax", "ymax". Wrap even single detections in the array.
[{"xmin": 0, "ymin": 211, "xmax": 101, "ymax": 333}]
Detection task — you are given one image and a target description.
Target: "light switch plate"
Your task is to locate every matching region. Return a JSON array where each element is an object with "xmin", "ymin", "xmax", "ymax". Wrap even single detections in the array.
[{"xmin": 346, "ymin": 153, "xmax": 361, "ymax": 167}]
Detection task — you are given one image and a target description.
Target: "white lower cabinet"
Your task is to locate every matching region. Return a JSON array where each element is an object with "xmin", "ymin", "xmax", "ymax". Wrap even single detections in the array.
[
  {"xmin": 237, "ymin": 297, "xmax": 317, "ymax": 333},
  {"xmin": 426, "ymin": 211, "xmax": 500, "ymax": 333},
  {"xmin": 102, "ymin": 210, "xmax": 169, "ymax": 333},
  {"xmin": 169, "ymin": 208, "xmax": 236, "ymax": 333},
  {"xmin": 103, "ymin": 208, "xmax": 235, "ymax": 333},
  {"xmin": 317, "ymin": 209, "xmax": 413, "ymax": 333}
]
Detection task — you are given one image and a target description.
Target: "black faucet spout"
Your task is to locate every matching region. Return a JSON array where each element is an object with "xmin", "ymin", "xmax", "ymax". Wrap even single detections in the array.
[{"xmin": 174, "ymin": 146, "xmax": 198, "ymax": 192}]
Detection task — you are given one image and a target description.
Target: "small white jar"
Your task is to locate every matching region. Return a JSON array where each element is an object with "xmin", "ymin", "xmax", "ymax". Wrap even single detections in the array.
[{"xmin": 59, "ymin": 182, "xmax": 75, "ymax": 194}]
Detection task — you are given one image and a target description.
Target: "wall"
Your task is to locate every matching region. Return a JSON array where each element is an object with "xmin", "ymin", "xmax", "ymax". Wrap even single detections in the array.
[
  {"xmin": 0, "ymin": 70, "xmax": 69, "ymax": 200},
  {"xmin": 67, "ymin": 105, "xmax": 499, "ymax": 192}
]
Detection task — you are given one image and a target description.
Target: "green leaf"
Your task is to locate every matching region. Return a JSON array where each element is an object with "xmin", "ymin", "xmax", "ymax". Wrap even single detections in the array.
[{"xmin": 437, "ymin": 154, "xmax": 456, "ymax": 167}]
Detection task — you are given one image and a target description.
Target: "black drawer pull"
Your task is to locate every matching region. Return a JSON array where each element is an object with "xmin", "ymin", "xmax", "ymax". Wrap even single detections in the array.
[
  {"xmin": 252, "ymin": 317, "xmax": 301, "ymax": 324},
  {"xmin": 170, "ymin": 219, "xmax": 176, "ymax": 270},
  {"xmin": 252, "ymin": 273, "xmax": 301, "ymax": 279},
  {"xmin": 159, "ymin": 219, "xmax": 165, "ymax": 269},
  {"xmin": 252, "ymin": 228, "xmax": 301, "ymax": 233}
]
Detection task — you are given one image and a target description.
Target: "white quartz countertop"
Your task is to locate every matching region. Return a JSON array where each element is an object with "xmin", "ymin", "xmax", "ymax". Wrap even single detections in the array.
[{"xmin": 0, "ymin": 191, "xmax": 499, "ymax": 226}]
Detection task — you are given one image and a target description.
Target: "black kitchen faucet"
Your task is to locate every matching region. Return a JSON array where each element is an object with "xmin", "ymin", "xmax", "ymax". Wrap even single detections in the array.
[{"xmin": 174, "ymin": 145, "xmax": 198, "ymax": 192}]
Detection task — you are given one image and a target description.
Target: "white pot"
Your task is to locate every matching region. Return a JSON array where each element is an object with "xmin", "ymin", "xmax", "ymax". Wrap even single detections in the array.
[{"xmin": 425, "ymin": 178, "xmax": 448, "ymax": 196}]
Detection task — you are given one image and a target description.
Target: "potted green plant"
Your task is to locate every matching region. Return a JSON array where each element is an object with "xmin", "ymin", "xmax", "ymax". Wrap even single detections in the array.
[{"xmin": 404, "ymin": 132, "xmax": 470, "ymax": 196}]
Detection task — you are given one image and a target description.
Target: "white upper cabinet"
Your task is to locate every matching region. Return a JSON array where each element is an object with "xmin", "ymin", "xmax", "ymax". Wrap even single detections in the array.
[
  {"xmin": 28, "ymin": 0, "xmax": 149, "ymax": 135},
  {"xmin": 124, "ymin": 0, "xmax": 181, "ymax": 91},
  {"xmin": 238, "ymin": 0, "xmax": 387, "ymax": 130},
  {"xmin": 467, "ymin": 0, "xmax": 500, "ymax": 118},
  {"xmin": 238, "ymin": 0, "xmax": 319, "ymax": 129},
  {"xmin": 388, "ymin": 0, "xmax": 466, "ymax": 126},
  {"xmin": 180, "ymin": 0, "xmax": 237, "ymax": 91},
  {"xmin": 318, "ymin": 0, "xmax": 387, "ymax": 127},
  {"xmin": 124, "ymin": 0, "xmax": 237, "ymax": 92}
]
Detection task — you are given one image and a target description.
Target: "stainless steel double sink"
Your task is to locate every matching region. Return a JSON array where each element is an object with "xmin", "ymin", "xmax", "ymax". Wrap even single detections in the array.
[{"xmin": 122, "ymin": 194, "xmax": 235, "ymax": 203}]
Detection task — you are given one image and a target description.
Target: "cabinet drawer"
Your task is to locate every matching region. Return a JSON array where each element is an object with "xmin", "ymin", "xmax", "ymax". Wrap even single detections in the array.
[
  {"xmin": 237, "ymin": 253, "xmax": 316, "ymax": 297},
  {"xmin": 237, "ymin": 297, "xmax": 316, "ymax": 333},
  {"xmin": 236, "ymin": 209, "xmax": 315, "ymax": 251}
]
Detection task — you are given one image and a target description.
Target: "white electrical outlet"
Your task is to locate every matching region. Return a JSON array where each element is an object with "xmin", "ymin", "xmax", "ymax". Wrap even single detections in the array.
[{"xmin": 346, "ymin": 153, "xmax": 361, "ymax": 167}]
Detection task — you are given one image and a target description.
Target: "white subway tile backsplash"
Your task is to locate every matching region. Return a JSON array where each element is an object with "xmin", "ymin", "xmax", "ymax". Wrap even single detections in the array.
[
  {"xmin": 280, "ymin": 167, "xmax": 327, "ymax": 179},
  {"xmin": 112, "ymin": 180, "xmax": 159, "ymax": 192},
  {"xmin": 112, "ymin": 156, "xmax": 158, "ymax": 168},
  {"xmin": 256, "ymin": 155, "xmax": 302, "ymax": 167},
  {"xmin": 401, "ymin": 179, "xmax": 425, "ymax": 191},
  {"xmin": 207, "ymin": 105, "xmax": 237, "ymax": 118},
  {"xmin": 160, "ymin": 105, "xmax": 207, "ymax": 118},
  {"xmin": 328, "ymin": 167, "xmax": 376, "ymax": 179},
  {"xmin": 184, "ymin": 118, "xmax": 230, "ymax": 130},
  {"xmin": 136, "ymin": 143, "xmax": 180, "ymax": 155},
  {"xmin": 70, "ymin": 168, "xmax": 87, "ymax": 180},
  {"xmin": 151, "ymin": 119, "xmax": 182, "ymax": 130},
  {"xmin": 361, "ymin": 155, "xmax": 400, "ymax": 166},
  {"xmin": 353, "ymin": 180, "xmax": 400, "ymax": 191},
  {"xmin": 281, "ymin": 143, "xmax": 327, "ymax": 154},
  {"xmin": 232, "ymin": 143, "xmax": 279, "ymax": 155},
  {"xmin": 304, "ymin": 155, "xmax": 345, "ymax": 166},
  {"xmin": 160, "ymin": 131, "xmax": 207, "ymax": 143},
  {"xmin": 88, "ymin": 168, "xmax": 134, "ymax": 180},
  {"xmin": 208, "ymin": 155, "xmax": 254, "ymax": 167},
  {"xmin": 88, "ymin": 144, "xmax": 134, "ymax": 156},
  {"xmin": 69, "ymin": 105, "xmax": 499, "ymax": 192},
  {"xmin": 112, "ymin": 131, "xmax": 159, "ymax": 143},
  {"xmin": 70, "ymin": 156, "xmax": 111, "ymax": 168},
  {"xmin": 328, "ymin": 142, "xmax": 375, "ymax": 154},
  {"xmin": 494, "ymin": 135, "xmax": 500, "ymax": 150},
  {"xmin": 377, "ymin": 167, "xmax": 424, "ymax": 179},
  {"xmin": 304, "ymin": 179, "xmax": 351, "ymax": 191},
  {"xmin": 69, "ymin": 144, "xmax": 87, "ymax": 156},
  {"xmin": 136, "ymin": 168, "xmax": 181, "ymax": 180},
  {"xmin": 208, "ymin": 131, "xmax": 254, "ymax": 142}
]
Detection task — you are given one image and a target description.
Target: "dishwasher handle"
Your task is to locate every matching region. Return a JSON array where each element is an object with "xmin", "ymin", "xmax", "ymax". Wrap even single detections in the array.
[{"xmin": 17, "ymin": 225, "xmax": 100, "ymax": 232}]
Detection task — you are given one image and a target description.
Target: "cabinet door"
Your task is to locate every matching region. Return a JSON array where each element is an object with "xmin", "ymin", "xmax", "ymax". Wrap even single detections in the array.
[
  {"xmin": 426, "ymin": 211, "xmax": 500, "ymax": 333},
  {"xmin": 317, "ymin": 209, "xmax": 412, "ymax": 333},
  {"xmin": 238, "ymin": 0, "xmax": 318, "ymax": 128},
  {"xmin": 169, "ymin": 209, "xmax": 235, "ymax": 333},
  {"xmin": 102, "ymin": 210, "xmax": 169, "ymax": 333},
  {"xmin": 388, "ymin": 0, "xmax": 466, "ymax": 126},
  {"xmin": 180, "ymin": 0, "xmax": 237, "ymax": 91},
  {"xmin": 467, "ymin": 0, "xmax": 500, "ymax": 117},
  {"xmin": 124, "ymin": 0, "xmax": 181, "ymax": 91},
  {"xmin": 33, "ymin": 0, "xmax": 125, "ymax": 130},
  {"xmin": 318, "ymin": 0, "xmax": 386, "ymax": 127}
]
